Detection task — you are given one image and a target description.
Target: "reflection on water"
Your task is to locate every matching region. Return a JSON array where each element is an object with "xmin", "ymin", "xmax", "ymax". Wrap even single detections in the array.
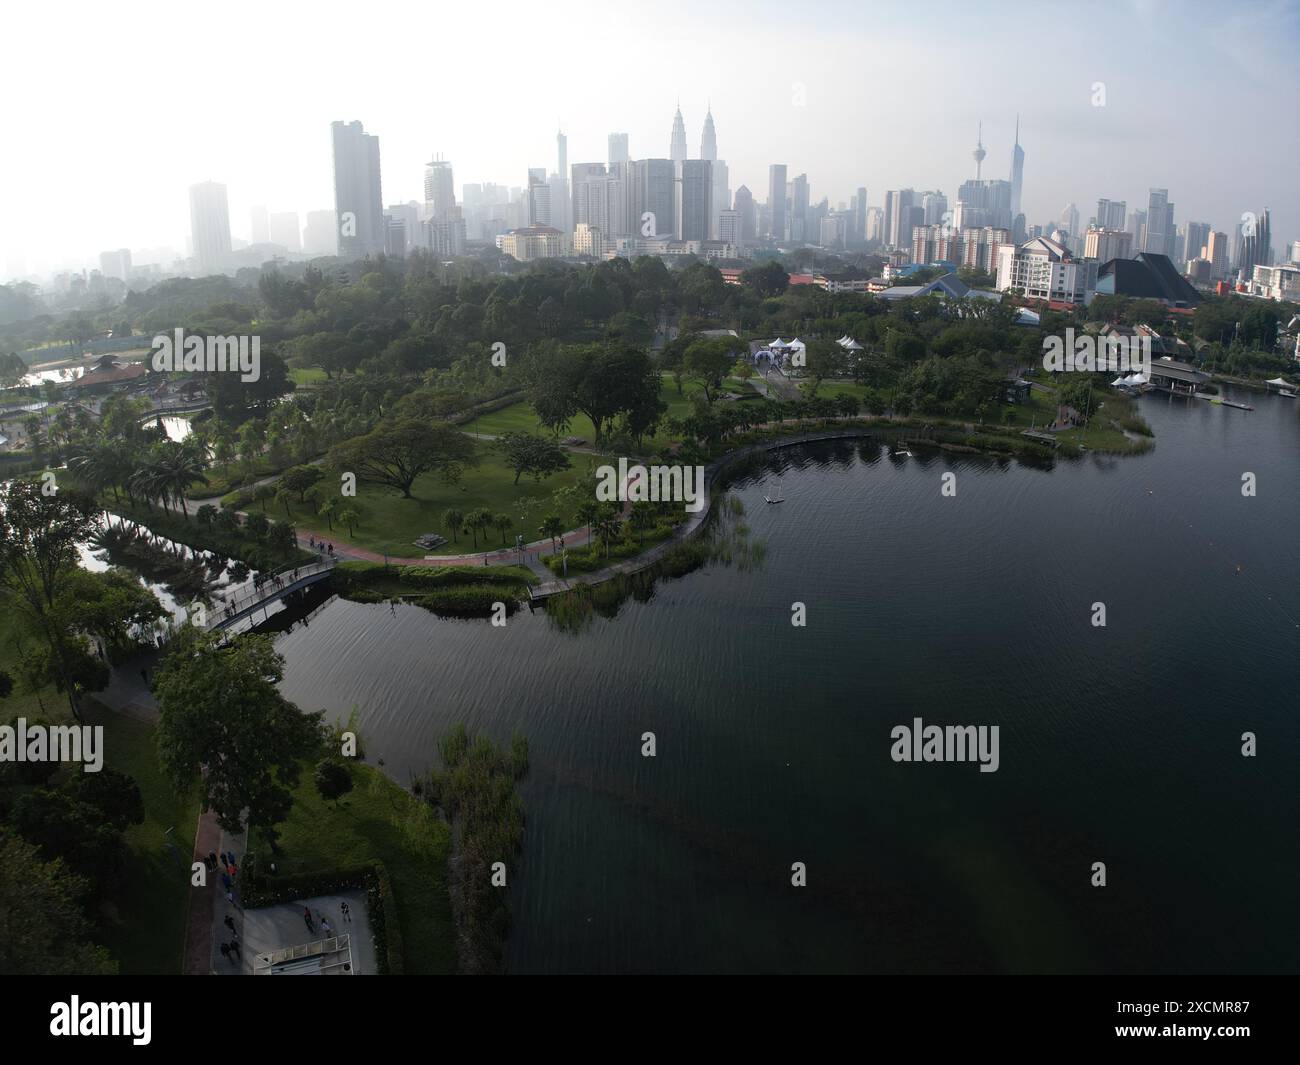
[{"xmin": 266, "ymin": 387, "xmax": 1297, "ymax": 973}]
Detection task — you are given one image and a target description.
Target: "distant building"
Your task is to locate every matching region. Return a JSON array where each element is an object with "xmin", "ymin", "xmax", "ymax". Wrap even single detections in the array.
[
  {"xmin": 1084, "ymin": 227, "xmax": 1133, "ymax": 262},
  {"xmin": 1096, "ymin": 198, "xmax": 1127, "ymax": 230},
  {"xmin": 269, "ymin": 212, "xmax": 301, "ymax": 254},
  {"xmin": 98, "ymin": 248, "xmax": 131, "ymax": 282},
  {"xmin": 767, "ymin": 164, "xmax": 787, "ymax": 242},
  {"xmin": 1143, "ymin": 188, "xmax": 1176, "ymax": 257},
  {"xmin": 332, "ymin": 120, "xmax": 384, "ymax": 259},
  {"xmin": 995, "ymin": 235, "xmax": 1097, "ymax": 304},
  {"xmin": 302, "ymin": 210, "xmax": 338, "ymax": 256},
  {"xmin": 501, "ymin": 225, "xmax": 568, "ymax": 261},
  {"xmin": 1093, "ymin": 252, "xmax": 1203, "ymax": 307},
  {"xmin": 572, "ymin": 222, "xmax": 605, "ymax": 258},
  {"xmin": 675, "ymin": 159, "xmax": 712, "ymax": 241},
  {"xmin": 189, "ymin": 181, "xmax": 232, "ymax": 275},
  {"xmin": 608, "ymin": 132, "xmax": 629, "ymax": 165},
  {"xmin": 1205, "ymin": 230, "xmax": 1230, "ymax": 280},
  {"xmin": 1250, "ymin": 263, "xmax": 1300, "ymax": 302}
]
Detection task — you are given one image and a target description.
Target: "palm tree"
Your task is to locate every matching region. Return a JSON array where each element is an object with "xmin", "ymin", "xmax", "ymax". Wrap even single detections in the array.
[
  {"xmin": 577, "ymin": 501, "xmax": 600, "ymax": 548},
  {"xmin": 337, "ymin": 507, "xmax": 360, "ymax": 537},
  {"xmin": 465, "ymin": 507, "xmax": 492, "ymax": 549},
  {"xmin": 253, "ymin": 483, "xmax": 276, "ymax": 512},
  {"xmin": 539, "ymin": 515, "xmax": 564, "ymax": 554},
  {"xmin": 594, "ymin": 503, "xmax": 621, "ymax": 557},
  {"xmin": 442, "ymin": 507, "xmax": 464, "ymax": 544},
  {"xmin": 274, "ymin": 484, "xmax": 294, "ymax": 519},
  {"xmin": 317, "ymin": 498, "xmax": 336, "ymax": 531},
  {"xmin": 493, "ymin": 513, "xmax": 513, "ymax": 545}
]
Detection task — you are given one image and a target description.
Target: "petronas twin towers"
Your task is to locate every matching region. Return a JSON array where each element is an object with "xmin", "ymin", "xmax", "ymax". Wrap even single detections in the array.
[{"xmin": 670, "ymin": 103, "xmax": 717, "ymax": 162}]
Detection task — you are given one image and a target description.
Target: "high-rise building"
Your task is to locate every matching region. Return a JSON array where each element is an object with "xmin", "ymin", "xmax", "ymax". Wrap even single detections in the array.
[
  {"xmin": 1059, "ymin": 203, "xmax": 1080, "ymax": 240},
  {"xmin": 385, "ymin": 203, "xmax": 420, "ymax": 255},
  {"xmin": 884, "ymin": 188, "xmax": 917, "ymax": 248},
  {"xmin": 670, "ymin": 105, "xmax": 687, "ymax": 163},
  {"xmin": 424, "ymin": 158, "xmax": 456, "ymax": 219},
  {"xmin": 733, "ymin": 185, "xmax": 756, "ymax": 242},
  {"xmin": 1238, "ymin": 206, "xmax": 1272, "ymax": 278},
  {"xmin": 1096, "ymin": 198, "xmax": 1127, "ymax": 230},
  {"xmin": 719, "ymin": 209, "xmax": 742, "ymax": 245},
  {"xmin": 954, "ymin": 180, "xmax": 1012, "ymax": 231},
  {"xmin": 820, "ymin": 213, "xmax": 848, "ymax": 249},
  {"xmin": 1183, "ymin": 221, "xmax": 1211, "ymax": 267},
  {"xmin": 527, "ymin": 168, "xmax": 551, "ymax": 226},
  {"xmin": 269, "ymin": 211, "xmax": 301, "ymax": 253},
  {"xmin": 852, "ymin": 187, "xmax": 868, "ymax": 245},
  {"xmin": 629, "ymin": 159, "xmax": 675, "ymax": 239},
  {"xmin": 788, "ymin": 173, "xmax": 809, "ymax": 242},
  {"xmin": 1127, "ymin": 209, "xmax": 1147, "ymax": 251},
  {"xmin": 1287, "ymin": 240, "xmax": 1300, "ymax": 264},
  {"xmin": 188, "ymin": 180, "xmax": 232, "ymax": 275},
  {"xmin": 331, "ymin": 120, "xmax": 384, "ymax": 259},
  {"xmin": 1083, "ymin": 226, "xmax": 1133, "ymax": 262},
  {"xmin": 767, "ymin": 164, "xmax": 787, "ymax": 241},
  {"xmin": 99, "ymin": 248, "xmax": 131, "ymax": 282},
  {"xmin": 608, "ymin": 133, "xmax": 629, "ymax": 165},
  {"xmin": 1143, "ymin": 189, "xmax": 1175, "ymax": 257},
  {"xmin": 1009, "ymin": 117, "xmax": 1024, "ymax": 218},
  {"xmin": 920, "ymin": 190, "xmax": 948, "ymax": 226},
  {"xmin": 675, "ymin": 159, "xmax": 713, "ymax": 241},
  {"xmin": 550, "ymin": 131, "xmax": 572, "ymax": 235},
  {"xmin": 866, "ymin": 207, "xmax": 883, "ymax": 243},
  {"xmin": 1205, "ymin": 230, "xmax": 1230, "ymax": 279},
  {"xmin": 250, "ymin": 205, "xmax": 270, "ymax": 244},
  {"xmin": 699, "ymin": 108, "xmax": 716, "ymax": 161}
]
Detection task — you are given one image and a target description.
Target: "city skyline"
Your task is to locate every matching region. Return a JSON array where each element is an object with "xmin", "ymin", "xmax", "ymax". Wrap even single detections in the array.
[{"xmin": 2, "ymin": 0, "xmax": 1297, "ymax": 277}]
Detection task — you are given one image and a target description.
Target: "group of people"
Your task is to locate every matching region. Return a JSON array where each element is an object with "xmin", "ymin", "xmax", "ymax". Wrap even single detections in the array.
[
  {"xmin": 206, "ymin": 849, "xmax": 243, "ymax": 970},
  {"xmin": 308, "ymin": 536, "xmax": 335, "ymax": 558},
  {"xmin": 303, "ymin": 900, "xmax": 351, "ymax": 939}
]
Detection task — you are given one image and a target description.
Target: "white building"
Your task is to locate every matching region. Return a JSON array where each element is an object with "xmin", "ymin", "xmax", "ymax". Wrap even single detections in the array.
[
  {"xmin": 995, "ymin": 236, "xmax": 1096, "ymax": 304},
  {"xmin": 1250, "ymin": 263, "xmax": 1300, "ymax": 302}
]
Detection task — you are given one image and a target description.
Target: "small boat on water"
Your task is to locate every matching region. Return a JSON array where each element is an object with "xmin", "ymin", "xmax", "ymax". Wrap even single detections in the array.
[
  {"xmin": 765, "ymin": 491, "xmax": 784, "ymax": 504},
  {"xmin": 892, "ymin": 446, "xmax": 913, "ymax": 458},
  {"xmin": 1279, "ymin": 389, "xmax": 1297, "ymax": 399}
]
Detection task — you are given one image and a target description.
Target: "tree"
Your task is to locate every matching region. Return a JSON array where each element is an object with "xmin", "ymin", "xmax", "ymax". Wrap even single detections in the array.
[
  {"xmin": 244, "ymin": 510, "xmax": 270, "ymax": 538},
  {"xmin": 268, "ymin": 522, "xmax": 298, "ymax": 555},
  {"xmin": 337, "ymin": 507, "xmax": 360, "ymax": 537},
  {"xmin": 492, "ymin": 513, "xmax": 513, "ymax": 545},
  {"xmin": 196, "ymin": 503, "xmax": 217, "ymax": 527},
  {"xmin": 0, "ymin": 481, "xmax": 102, "ymax": 721},
  {"xmin": 280, "ymin": 464, "xmax": 325, "ymax": 502},
  {"xmin": 539, "ymin": 515, "xmax": 564, "ymax": 554},
  {"xmin": 465, "ymin": 507, "xmax": 492, "ymax": 549},
  {"xmin": 317, "ymin": 498, "xmax": 336, "ymax": 531},
  {"xmin": 494, "ymin": 432, "xmax": 572, "ymax": 485},
  {"xmin": 328, "ymin": 417, "xmax": 478, "ymax": 499},
  {"xmin": 314, "ymin": 759, "xmax": 353, "ymax": 806},
  {"xmin": 740, "ymin": 259, "xmax": 789, "ymax": 299},
  {"xmin": 803, "ymin": 339, "xmax": 848, "ymax": 398},
  {"xmin": 442, "ymin": 508, "xmax": 464, "ymax": 544},
  {"xmin": 0, "ymin": 830, "xmax": 116, "ymax": 975},
  {"xmin": 629, "ymin": 501, "xmax": 655, "ymax": 545},
  {"xmin": 153, "ymin": 630, "xmax": 323, "ymax": 848},
  {"xmin": 683, "ymin": 338, "xmax": 739, "ymax": 405}
]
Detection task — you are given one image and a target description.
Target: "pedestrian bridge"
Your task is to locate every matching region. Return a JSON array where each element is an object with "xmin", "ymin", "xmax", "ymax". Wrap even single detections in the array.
[{"xmin": 206, "ymin": 558, "xmax": 337, "ymax": 631}]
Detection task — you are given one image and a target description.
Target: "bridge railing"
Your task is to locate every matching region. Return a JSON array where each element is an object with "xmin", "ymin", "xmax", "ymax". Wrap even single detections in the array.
[{"xmin": 206, "ymin": 558, "xmax": 337, "ymax": 628}]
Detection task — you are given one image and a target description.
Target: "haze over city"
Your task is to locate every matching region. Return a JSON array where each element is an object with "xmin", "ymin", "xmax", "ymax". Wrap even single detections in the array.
[{"xmin": 3, "ymin": 0, "xmax": 1297, "ymax": 276}]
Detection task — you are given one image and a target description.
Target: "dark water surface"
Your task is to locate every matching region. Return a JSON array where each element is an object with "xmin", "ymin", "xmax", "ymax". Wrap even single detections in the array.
[{"xmin": 273, "ymin": 385, "xmax": 1298, "ymax": 973}]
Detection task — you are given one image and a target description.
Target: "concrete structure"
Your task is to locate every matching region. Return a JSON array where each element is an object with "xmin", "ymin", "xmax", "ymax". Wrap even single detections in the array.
[
  {"xmin": 189, "ymin": 181, "xmax": 232, "ymax": 275},
  {"xmin": 1084, "ymin": 226, "xmax": 1133, "ymax": 262},
  {"xmin": 331, "ymin": 120, "xmax": 384, "ymax": 259},
  {"xmin": 995, "ymin": 235, "xmax": 1096, "ymax": 304},
  {"xmin": 1250, "ymin": 262, "xmax": 1300, "ymax": 302},
  {"xmin": 501, "ymin": 224, "xmax": 568, "ymax": 261},
  {"xmin": 767, "ymin": 164, "xmax": 787, "ymax": 242}
]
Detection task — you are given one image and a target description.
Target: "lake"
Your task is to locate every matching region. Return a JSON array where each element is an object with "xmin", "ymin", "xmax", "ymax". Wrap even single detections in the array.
[{"xmin": 269, "ymin": 385, "xmax": 1299, "ymax": 973}]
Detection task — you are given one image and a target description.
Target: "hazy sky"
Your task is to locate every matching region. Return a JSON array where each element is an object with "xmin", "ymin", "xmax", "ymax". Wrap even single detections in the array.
[{"xmin": 3, "ymin": 0, "xmax": 1297, "ymax": 278}]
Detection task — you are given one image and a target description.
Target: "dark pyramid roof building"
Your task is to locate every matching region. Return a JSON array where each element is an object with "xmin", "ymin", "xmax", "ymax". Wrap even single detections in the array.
[{"xmin": 1094, "ymin": 253, "xmax": 1202, "ymax": 307}]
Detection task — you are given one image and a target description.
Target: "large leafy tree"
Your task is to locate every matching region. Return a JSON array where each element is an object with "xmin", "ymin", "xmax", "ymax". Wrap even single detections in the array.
[
  {"xmin": 0, "ymin": 481, "xmax": 103, "ymax": 720},
  {"xmin": 329, "ymin": 417, "xmax": 478, "ymax": 498},
  {"xmin": 494, "ymin": 432, "xmax": 572, "ymax": 485},
  {"xmin": 153, "ymin": 631, "xmax": 323, "ymax": 849}
]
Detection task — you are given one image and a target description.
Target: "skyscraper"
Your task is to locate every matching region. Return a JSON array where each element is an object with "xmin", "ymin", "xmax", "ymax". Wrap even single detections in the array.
[
  {"xmin": 852, "ymin": 187, "xmax": 868, "ymax": 245},
  {"xmin": 1096, "ymin": 198, "xmax": 1127, "ymax": 230},
  {"xmin": 1009, "ymin": 117, "xmax": 1024, "ymax": 218},
  {"xmin": 1183, "ymin": 221, "xmax": 1211, "ymax": 265},
  {"xmin": 788, "ymin": 173, "xmax": 810, "ymax": 242},
  {"xmin": 424, "ymin": 158, "xmax": 456, "ymax": 219},
  {"xmin": 734, "ymin": 185, "xmax": 756, "ymax": 242},
  {"xmin": 670, "ymin": 105, "xmax": 687, "ymax": 163},
  {"xmin": 188, "ymin": 181, "xmax": 232, "ymax": 275},
  {"xmin": 608, "ymin": 133, "xmax": 629, "ymax": 165},
  {"xmin": 767, "ymin": 164, "xmax": 787, "ymax": 241},
  {"xmin": 331, "ymin": 120, "xmax": 384, "ymax": 259},
  {"xmin": 1238, "ymin": 206, "xmax": 1272, "ymax": 278},
  {"xmin": 675, "ymin": 159, "xmax": 712, "ymax": 241},
  {"xmin": 551, "ymin": 130, "xmax": 571, "ymax": 235},
  {"xmin": 1143, "ymin": 188, "xmax": 1175, "ymax": 257},
  {"xmin": 630, "ymin": 159, "xmax": 675, "ymax": 238},
  {"xmin": 700, "ymin": 107, "xmax": 716, "ymax": 160},
  {"xmin": 527, "ymin": 168, "xmax": 551, "ymax": 227}
]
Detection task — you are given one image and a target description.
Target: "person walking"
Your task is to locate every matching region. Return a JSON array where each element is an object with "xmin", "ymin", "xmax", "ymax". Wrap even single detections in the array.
[
  {"xmin": 219, "ymin": 942, "xmax": 231, "ymax": 963},
  {"xmin": 223, "ymin": 914, "xmax": 236, "ymax": 935},
  {"xmin": 228, "ymin": 939, "xmax": 241, "ymax": 961},
  {"xmin": 303, "ymin": 908, "xmax": 315, "ymax": 934},
  {"xmin": 340, "ymin": 901, "xmax": 351, "ymax": 923},
  {"xmin": 320, "ymin": 918, "xmax": 332, "ymax": 937}
]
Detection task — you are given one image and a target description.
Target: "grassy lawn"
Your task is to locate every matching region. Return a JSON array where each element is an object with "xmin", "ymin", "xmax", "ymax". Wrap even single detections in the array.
[
  {"xmin": 80, "ymin": 699, "xmax": 200, "ymax": 974},
  {"xmin": 260, "ymin": 448, "xmax": 614, "ymax": 557},
  {"xmin": 288, "ymin": 367, "xmax": 328, "ymax": 387},
  {"xmin": 246, "ymin": 760, "xmax": 454, "ymax": 974}
]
